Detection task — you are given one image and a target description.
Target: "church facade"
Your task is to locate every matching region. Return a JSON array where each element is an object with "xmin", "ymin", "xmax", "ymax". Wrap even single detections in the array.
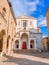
[{"xmin": 14, "ymin": 15, "xmax": 43, "ymax": 51}]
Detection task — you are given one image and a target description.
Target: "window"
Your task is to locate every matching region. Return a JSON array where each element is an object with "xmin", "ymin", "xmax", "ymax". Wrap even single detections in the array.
[
  {"xmin": 3, "ymin": 8, "xmax": 6, "ymax": 12},
  {"xmin": 23, "ymin": 20, "xmax": 27, "ymax": 29},
  {"xmin": 23, "ymin": 22, "xmax": 26, "ymax": 27},
  {"xmin": 2, "ymin": 7, "xmax": 6, "ymax": 16}
]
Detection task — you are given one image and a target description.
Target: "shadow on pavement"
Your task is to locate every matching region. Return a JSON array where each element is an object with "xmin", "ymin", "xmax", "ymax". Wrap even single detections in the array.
[
  {"xmin": 14, "ymin": 50, "xmax": 49, "ymax": 59},
  {"xmin": 3, "ymin": 55, "xmax": 49, "ymax": 65}
]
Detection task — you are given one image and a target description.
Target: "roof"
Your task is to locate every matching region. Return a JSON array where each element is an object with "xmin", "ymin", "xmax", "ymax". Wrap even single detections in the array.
[
  {"xmin": 43, "ymin": 36, "xmax": 49, "ymax": 39},
  {"xmin": 16, "ymin": 14, "xmax": 37, "ymax": 20},
  {"xmin": 7, "ymin": 0, "xmax": 17, "ymax": 25}
]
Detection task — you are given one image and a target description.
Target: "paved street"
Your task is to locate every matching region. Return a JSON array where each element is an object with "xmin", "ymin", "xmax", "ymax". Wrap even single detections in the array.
[{"xmin": 0, "ymin": 50, "xmax": 49, "ymax": 65}]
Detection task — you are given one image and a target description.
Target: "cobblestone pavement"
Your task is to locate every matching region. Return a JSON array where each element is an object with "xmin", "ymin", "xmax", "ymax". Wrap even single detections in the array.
[{"xmin": 0, "ymin": 50, "xmax": 49, "ymax": 65}]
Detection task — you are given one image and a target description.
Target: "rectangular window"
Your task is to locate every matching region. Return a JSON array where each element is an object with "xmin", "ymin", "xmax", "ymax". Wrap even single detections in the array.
[
  {"xmin": 23, "ymin": 22, "xmax": 26, "ymax": 27},
  {"xmin": 23, "ymin": 20, "xmax": 27, "ymax": 28}
]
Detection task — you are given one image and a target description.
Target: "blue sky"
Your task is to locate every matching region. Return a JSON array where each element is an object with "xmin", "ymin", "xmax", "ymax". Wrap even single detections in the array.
[{"xmin": 9, "ymin": 0, "xmax": 49, "ymax": 37}]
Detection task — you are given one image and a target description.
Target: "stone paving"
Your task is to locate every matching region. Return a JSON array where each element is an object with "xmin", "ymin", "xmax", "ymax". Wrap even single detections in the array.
[{"xmin": 0, "ymin": 51, "xmax": 49, "ymax": 65}]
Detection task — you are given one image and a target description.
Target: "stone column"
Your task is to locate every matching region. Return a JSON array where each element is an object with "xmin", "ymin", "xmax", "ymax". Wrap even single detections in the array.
[
  {"xmin": 2, "ymin": 35, "xmax": 7, "ymax": 55},
  {"xmin": 34, "ymin": 39, "xmax": 36, "ymax": 49},
  {"xmin": 7, "ymin": 38, "xmax": 12, "ymax": 55},
  {"xmin": 11, "ymin": 38, "xmax": 15, "ymax": 53},
  {"xmin": 20, "ymin": 39, "xmax": 22, "ymax": 49},
  {"xmin": 28, "ymin": 39, "xmax": 30, "ymax": 49},
  {"xmin": 19, "ymin": 39, "xmax": 21, "ymax": 49}
]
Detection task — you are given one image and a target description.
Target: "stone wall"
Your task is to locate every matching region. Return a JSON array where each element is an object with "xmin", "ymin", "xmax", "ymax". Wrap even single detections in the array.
[
  {"xmin": 0, "ymin": 0, "xmax": 16, "ymax": 55},
  {"xmin": 46, "ymin": 6, "xmax": 49, "ymax": 36}
]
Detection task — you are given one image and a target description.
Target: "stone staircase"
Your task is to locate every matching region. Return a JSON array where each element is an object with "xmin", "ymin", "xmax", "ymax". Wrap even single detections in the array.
[{"xmin": 13, "ymin": 49, "xmax": 39, "ymax": 53}]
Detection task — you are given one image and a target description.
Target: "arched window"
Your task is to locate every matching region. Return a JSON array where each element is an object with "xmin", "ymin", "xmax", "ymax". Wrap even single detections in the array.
[
  {"xmin": 30, "ymin": 40, "xmax": 34, "ymax": 48},
  {"xmin": 23, "ymin": 20, "xmax": 27, "ymax": 29},
  {"xmin": 3, "ymin": 8, "xmax": 6, "ymax": 12},
  {"xmin": 15, "ymin": 40, "xmax": 19, "ymax": 49}
]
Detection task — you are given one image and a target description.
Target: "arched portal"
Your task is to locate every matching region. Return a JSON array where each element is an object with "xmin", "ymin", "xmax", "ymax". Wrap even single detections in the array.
[
  {"xmin": 21, "ymin": 33, "xmax": 28, "ymax": 49},
  {"xmin": 30, "ymin": 40, "xmax": 34, "ymax": 49},
  {"xmin": 0, "ymin": 29, "xmax": 6, "ymax": 52},
  {"xmin": 15, "ymin": 40, "xmax": 19, "ymax": 49}
]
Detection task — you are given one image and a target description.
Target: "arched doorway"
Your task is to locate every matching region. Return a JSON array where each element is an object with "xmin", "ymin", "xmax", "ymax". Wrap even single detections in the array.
[
  {"xmin": 30, "ymin": 40, "xmax": 34, "ymax": 49},
  {"xmin": 21, "ymin": 33, "xmax": 28, "ymax": 49},
  {"xmin": 0, "ymin": 30, "xmax": 6, "ymax": 52},
  {"xmin": 15, "ymin": 40, "xmax": 19, "ymax": 49}
]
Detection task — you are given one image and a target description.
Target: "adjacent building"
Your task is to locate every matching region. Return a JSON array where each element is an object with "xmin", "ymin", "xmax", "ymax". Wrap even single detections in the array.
[
  {"xmin": 46, "ymin": 6, "xmax": 49, "ymax": 36},
  {"xmin": 14, "ymin": 15, "xmax": 43, "ymax": 51},
  {"xmin": 45, "ymin": 6, "xmax": 49, "ymax": 51},
  {"xmin": 0, "ymin": 0, "xmax": 16, "ymax": 55},
  {"xmin": 43, "ymin": 37, "xmax": 49, "ymax": 51}
]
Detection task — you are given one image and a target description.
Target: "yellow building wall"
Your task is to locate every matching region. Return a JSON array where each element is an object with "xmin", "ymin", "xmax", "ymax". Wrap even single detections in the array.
[
  {"xmin": 46, "ymin": 6, "xmax": 49, "ymax": 36},
  {"xmin": 0, "ymin": 0, "xmax": 16, "ymax": 55}
]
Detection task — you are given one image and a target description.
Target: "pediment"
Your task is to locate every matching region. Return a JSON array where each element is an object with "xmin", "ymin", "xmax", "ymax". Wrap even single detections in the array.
[{"xmin": 16, "ymin": 15, "xmax": 37, "ymax": 20}]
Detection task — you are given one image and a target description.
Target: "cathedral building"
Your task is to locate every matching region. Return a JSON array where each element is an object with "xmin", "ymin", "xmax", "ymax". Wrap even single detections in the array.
[
  {"xmin": 14, "ymin": 15, "xmax": 43, "ymax": 51},
  {"xmin": 43, "ymin": 37, "xmax": 49, "ymax": 51}
]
